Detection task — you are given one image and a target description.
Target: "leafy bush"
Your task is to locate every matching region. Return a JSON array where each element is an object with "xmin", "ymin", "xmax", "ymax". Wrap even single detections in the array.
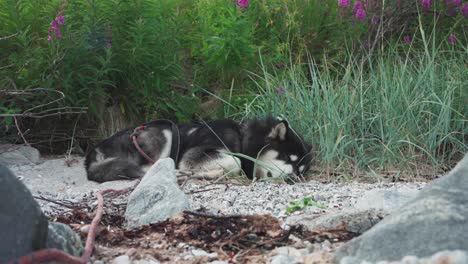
[{"xmin": 0, "ymin": 0, "xmax": 465, "ymax": 167}]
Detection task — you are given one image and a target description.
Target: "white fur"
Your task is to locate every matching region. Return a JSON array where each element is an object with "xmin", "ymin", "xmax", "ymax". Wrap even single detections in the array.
[
  {"xmin": 159, "ymin": 129, "xmax": 172, "ymax": 159},
  {"xmin": 88, "ymin": 157, "xmax": 116, "ymax": 171},
  {"xmin": 187, "ymin": 128, "xmax": 198, "ymax": 136},
  {"xmin": 290, "ymin": 155, "xmax": 298, "ymax": 161},
  {"xmin": 299, "ymin": 165, "xmax": 305, "ymax": 173},
  {"xmin": 141, "ymin": 164, "xmax": 153, "ymax": 173},
  {"xmin": 178, "ymin": 149, "xmax": 241, "ymax": 174},
  {"xmin": 257, "ymin": 150, "xmax": 293, "ymax": 178},
  {"xmin": 206, "ymin": 154, "xmax": 242, "ymax": 174},
  {"xmin": 95, "ymin": 148, "xmax": 105, "ymax": 162}
]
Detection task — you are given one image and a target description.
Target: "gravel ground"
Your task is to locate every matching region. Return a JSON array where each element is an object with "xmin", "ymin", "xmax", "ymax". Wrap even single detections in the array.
[{"xmin": 8, "ymin": 156, "xmax": 426, "ymax": 219}]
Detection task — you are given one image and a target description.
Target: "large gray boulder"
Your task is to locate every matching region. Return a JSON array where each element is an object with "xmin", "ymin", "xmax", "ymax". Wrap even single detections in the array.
[
  {"xmin": 0, "ymin": 164, "xmax": 49, "ymax": 262},
  {"xmin": 0, "ymin": 144, "xmax": 41, "ymax": 166},
  {"xmin": 125, "ymin": 158, "xmax": 190, "ymax": 228},
  {"xmin": 335, "ymin": 154, "xmax": 468, "ymax": 263},
  {"xmin": 352, "ymin": 187, "xmax": 419, "ymax": 214}
]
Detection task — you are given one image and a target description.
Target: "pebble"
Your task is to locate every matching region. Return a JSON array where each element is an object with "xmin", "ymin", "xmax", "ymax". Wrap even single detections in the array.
[
  {"xmin": 112, "ymin": 255, "xmax": 130, "ymax": 264},
  {"xmin": 191, "ymin": 249, "xmax": 218, "ymax": 258}
]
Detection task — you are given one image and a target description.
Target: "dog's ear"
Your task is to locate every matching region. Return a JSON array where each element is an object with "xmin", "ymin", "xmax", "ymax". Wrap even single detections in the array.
[{"xmin": 268, "ymin": 120, "xmax": 288, "ymax": 141}]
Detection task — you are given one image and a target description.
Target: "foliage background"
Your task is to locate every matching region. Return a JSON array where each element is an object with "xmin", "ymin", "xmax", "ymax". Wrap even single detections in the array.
[{"xmin": 0, "ymin": 0, "xmax": 466, "ymax": 173}]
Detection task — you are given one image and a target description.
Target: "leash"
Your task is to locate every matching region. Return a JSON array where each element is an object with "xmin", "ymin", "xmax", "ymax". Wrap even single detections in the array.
[{"xmin": 130, "ymin": 119, "xmax": 180, "ymax": 165}]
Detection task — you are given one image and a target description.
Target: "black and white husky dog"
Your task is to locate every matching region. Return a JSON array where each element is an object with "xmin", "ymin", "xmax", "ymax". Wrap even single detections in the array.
[{"xmin": 85, "ymin": 116, "xmax": 313, "ymax": 183}]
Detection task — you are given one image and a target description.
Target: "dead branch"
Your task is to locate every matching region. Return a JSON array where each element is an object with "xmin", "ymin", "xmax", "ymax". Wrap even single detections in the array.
[{"xmin": 0, "ymin": 88, "xmax": 88, "ymax": 118}]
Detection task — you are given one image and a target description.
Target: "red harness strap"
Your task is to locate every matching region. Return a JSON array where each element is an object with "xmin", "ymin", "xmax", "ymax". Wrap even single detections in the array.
[{"xmin": 131, "ymin": 125, "xmax": 156, "ymax": 164}]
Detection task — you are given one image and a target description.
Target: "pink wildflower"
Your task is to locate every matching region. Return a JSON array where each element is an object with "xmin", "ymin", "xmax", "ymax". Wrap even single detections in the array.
[
  {"xmin": 47, "ymin": 13, "xmax": 65, "ymax": 41},
  {"xmin": 448, "ymin": 34, "xmax": 456, "ymax": 44},
  {"xmin": 237, "ymin": 0, "xmax": 248, "ymax": 8},
  {"xmin": 452, "ymin": 0, "xmax": 461, "ymax": 6},
  {"xmin": 461, "ymin": 3, "xmax": 468, "ymax": 18},
  {"xmin": 55, "ymin": 13, "xmax": 65, "ymax": 25},
  {"xmin": 421, "ymin": 0, "xmax": 431, "ymax": 10},
  {"xmin": 352, "ymin": 1, "xmax": 366, "ymax": 22},
  {"xmin": 403, "ymin": 35, "xmax": 411, "ymax": 43},
  {"xmin": 338, "ymin": 0, "xmax": 350, "ymax": 8}
]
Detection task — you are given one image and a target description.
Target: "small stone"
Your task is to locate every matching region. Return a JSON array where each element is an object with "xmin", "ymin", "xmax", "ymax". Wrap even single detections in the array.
[
  {"xmin": 132, "ymin": 260, "xmax": 161, "ymax": 264},
  {"xmin": 80, "ymin": 224, "xmax": 90, "ymax": 234},
  {"xmin": 191, "ymin": 249, "xmax": 218, "ymax": 258},
  {"xmin": 112, "ymin": 255, "xmax": 130, "ymax": 264},
  {"xmin": 268, "ymin": 254, "xmax": 298, "ymax": 264}
]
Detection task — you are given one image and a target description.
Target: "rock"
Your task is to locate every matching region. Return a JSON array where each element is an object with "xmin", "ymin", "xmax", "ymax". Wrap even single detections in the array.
[
  {"xmin": 352, "ymin": 187, "xmax": 419, "ymax": 214},
  {"xmin": 0, "ymin": 164, "xmax": 49, "ymax": 262},
  {"xmin": 340, "ymin": 250, "xmax": 468, "ymax": 264},
  {"xmin": 113, "ymin": 255, "xmax": 131, "ymax": 264},
  {"xmin": 335, "ymin": 155, "xmax": 468, "ymax": 263},
  {"xmin": 286, "ymin": 209, "xmax": 384, "ymax": 234},
  {"xmin": 46, "ymin": 222, "xmax": 83, "ymax": 256},
  {"xmin": 268, "ymin": 247, "xmax": 305, "ymax": 264},
  {"xmin": 125, "ymin": 158, "xmax": 190, "ymax": 227},
  {"xmin": 0, "ymin": 144, "xmax": 41, "ymax": 166},
  {"xmin": 191, "ymin": 249, "xmax": 218, "ymax": 258},
  {"xmin": 132, "ymin": 260, "xmax": 161, "ymax": 264},
  {"xmin": 268, "ymin": 254, "xmax": 299, "ymax": 264}
]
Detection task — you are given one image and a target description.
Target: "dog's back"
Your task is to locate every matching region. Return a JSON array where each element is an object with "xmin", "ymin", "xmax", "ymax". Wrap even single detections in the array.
[{"xmin": 177, "ymin": 119, "xmax": 242, "ymax": 174}]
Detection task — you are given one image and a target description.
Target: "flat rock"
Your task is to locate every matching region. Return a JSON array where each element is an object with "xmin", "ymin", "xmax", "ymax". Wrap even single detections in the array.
[
  {"xmin": 0, "ymin": 144, "xmax": 41, "ymax": 166},
  {"xmin": 335, "ymin": 155, "xmax": 468, "ymax": 263},
  {"xmin": 46, "ymin": 222, "xmax": 83, "ymax": 256},
  {"xmin": 0, "ymin": 164, "xmax": 48, "ymax": 262},
  {"xmin": 286, "ymin": 209, "xmax": 385, "ymax": 234},
  {"xmin": 352, "ymin": 187, "xmax": 419, "ymax": 214},
  {"xmin": 125, "ymin": 158, "xmax": 190, "ymax": 228}
]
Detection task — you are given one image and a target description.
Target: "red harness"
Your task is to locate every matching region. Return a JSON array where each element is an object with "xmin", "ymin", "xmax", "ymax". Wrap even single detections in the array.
[{"xmin": 130, "ymin": 125, "xmax": 156, "ymax": 164}]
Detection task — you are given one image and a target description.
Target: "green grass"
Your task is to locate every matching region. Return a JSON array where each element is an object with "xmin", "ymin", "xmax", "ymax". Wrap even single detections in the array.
[{"xmin": 230, "ymin": 43, "xmax": 467, "ymax": 172}]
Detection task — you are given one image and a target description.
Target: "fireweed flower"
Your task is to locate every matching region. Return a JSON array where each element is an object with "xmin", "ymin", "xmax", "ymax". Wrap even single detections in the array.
[
  {"xmin": 461, "ymin": 3, "xmax": 468, "ymax": 18},
  {"xmin": 448, "ymin": 34, "xmax": 456, "ymax": 44},
  {"xmin": 47, "ymin": 13, "xmax": 65, "ymax": 41},
  {"xmin": 55, "ymin": 13, "xmax": 65, "ymax": 25},
  {"xmin": 403, "ymin": 35, "xmax": 411, "ymax": 43},
  {"xmin": 237, "ymin": 0, "xmax": 248, "ymax": 8},
  {"xmin": 421, "ymin": 0, "xmax": 431, "ymax": 10},
  {"xmin": 338, "ymin": 0, "xmax": 350, "ymax": 8},
  {"xmin": 352, "ymin": 1, "xmax": 366, "ymax": 22},
  {"xmin": 452, "ymin": 0, "xmax": 461, "ymax": 6}
]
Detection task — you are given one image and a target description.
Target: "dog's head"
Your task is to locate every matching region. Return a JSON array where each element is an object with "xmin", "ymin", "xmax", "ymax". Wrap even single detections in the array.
[{"xmin": 256, "ymin": 120, "xmax": 313, "ymax": 179}]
